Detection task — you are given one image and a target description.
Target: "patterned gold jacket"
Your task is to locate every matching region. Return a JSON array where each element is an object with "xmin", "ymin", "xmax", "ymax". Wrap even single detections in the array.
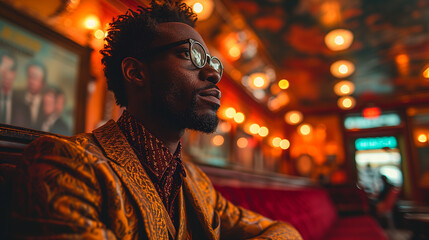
[{"xmin": 12, "ymin": 120, "xmax": 302, "ymax": 239}]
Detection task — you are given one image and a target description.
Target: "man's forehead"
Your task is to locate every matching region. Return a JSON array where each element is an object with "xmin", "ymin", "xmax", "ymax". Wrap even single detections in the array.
[{"xmin": 154, "ymin": 22, "xmax": 206, "ymax": 47}]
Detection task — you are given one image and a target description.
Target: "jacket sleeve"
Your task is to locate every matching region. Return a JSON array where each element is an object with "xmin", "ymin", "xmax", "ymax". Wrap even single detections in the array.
[
  {"xmin": 11, "ymin": 136, "xmax": 117, "ymax": 240},
  {"xmin": 188, "ymin": 164, "xmax": 302, "ymax": 240}
]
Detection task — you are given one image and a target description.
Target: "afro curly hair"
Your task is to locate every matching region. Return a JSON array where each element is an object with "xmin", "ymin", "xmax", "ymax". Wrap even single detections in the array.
[{"xmin": 100, "ymin": 0, "xmax": 197, "ymax": 107}]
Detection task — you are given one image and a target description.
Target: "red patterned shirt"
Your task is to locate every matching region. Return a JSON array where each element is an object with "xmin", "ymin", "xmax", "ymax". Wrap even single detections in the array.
[{"xmin": 117, "ymin": 110, "xmax": 186, "ymax": 225}]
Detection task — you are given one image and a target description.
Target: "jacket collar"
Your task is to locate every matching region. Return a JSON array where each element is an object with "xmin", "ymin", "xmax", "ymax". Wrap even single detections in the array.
[
  {"xmin": 92, "ymin": 120, "xmax": 203, "ymax": 240},
  {"xmin": 93, "ymin": 120, "xmax": 170, "ymax": 239}
]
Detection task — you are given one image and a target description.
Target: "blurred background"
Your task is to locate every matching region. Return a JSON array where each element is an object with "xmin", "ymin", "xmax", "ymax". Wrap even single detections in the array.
[{"xmin": 1, "ymin": 0, "xmax": 429, "ymax": 206}]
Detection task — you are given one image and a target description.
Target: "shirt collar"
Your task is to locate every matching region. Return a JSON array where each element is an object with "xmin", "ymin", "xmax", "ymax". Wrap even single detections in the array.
[{"xmin": 117, "ymin": 110, "xmax": 184, "ymax": 180}]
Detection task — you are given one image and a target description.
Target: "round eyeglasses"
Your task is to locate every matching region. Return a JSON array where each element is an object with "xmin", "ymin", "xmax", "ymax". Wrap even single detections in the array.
[{"xmin": 145, "ymin": 38, "xmax": 223, "ymax": 78}]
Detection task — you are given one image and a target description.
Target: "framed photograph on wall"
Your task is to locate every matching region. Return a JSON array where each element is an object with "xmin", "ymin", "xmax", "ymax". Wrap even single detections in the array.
[{"xmin": 0, "ymin": 2, "xmax": 91, "ymax": 136}]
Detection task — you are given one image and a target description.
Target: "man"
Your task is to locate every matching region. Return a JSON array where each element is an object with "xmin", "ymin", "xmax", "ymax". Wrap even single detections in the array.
[
  {"xmin": 14, "ymin": 60, "xmax": 47, "ymax": 129},
  {"xmin": 39, "ymin": 87, "xmax": 71, "ymax": 135},
  {"xmin": 12, "ymin": 1, "xmax": 301, "ymax": 239},
  {"xmin": 0, "ymin": 50, "xmax": 17, "ymax": 125},
  {"xmin": 0, "ymin": 50, "xmax": 29, "ymax": 126}
]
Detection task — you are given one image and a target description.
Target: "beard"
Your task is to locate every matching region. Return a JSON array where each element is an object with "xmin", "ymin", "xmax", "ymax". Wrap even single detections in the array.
[{"xmin": 150, "ymin": 82, "xmax": 219, "ymax": 133}]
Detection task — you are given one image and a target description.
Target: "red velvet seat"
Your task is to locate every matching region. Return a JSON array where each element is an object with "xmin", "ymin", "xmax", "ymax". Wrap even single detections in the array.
[{"xmin": 214, "ymin": 184, "xmax": 388, "ymax": 240}]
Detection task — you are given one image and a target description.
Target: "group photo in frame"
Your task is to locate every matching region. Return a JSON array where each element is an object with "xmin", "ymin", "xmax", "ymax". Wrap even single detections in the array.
[{"xmin": 0, "ymin": 3, "xmax": 90, "ymax": 136}]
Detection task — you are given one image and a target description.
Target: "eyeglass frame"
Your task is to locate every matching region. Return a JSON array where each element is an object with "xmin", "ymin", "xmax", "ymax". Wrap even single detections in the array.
[{"xmin": 141, "ymin": 38, "xmax": 223, "ymax": 78}]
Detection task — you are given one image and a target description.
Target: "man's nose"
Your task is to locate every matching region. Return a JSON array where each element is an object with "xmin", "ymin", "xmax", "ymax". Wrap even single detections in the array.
[{"xmin": 201, "ymin": 63, "xmax": 221, "ymax": 84}]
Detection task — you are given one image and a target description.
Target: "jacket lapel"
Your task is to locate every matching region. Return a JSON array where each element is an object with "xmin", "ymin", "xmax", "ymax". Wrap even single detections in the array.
[
  {"xmin": 93, "ymin": 120, "xmax": 168, "ymax": 240},
  {"xmin": 182, "ymin": 166, "xmax": 218, "ymax": 240}
]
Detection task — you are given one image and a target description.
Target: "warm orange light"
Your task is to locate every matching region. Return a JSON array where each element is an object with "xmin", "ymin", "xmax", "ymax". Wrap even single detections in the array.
[
  {"xmin": 330, "ymin": 60, "xmax": 355, "ymax": 78},
  {"xmin": 237, "ymin": 137, "xmax": 248, "ymax": 148},
  {"xmin": 418, "ymin": 134, "xmax": 427, "ymax": 143},
  {"xmin": 249, "ymin": 123, "xmax": 260, "ymax": 134},
  {"xmin": 254, "ymin": 77, "xmax": 265, "ymax": 88},
  {"xmin": 94, "ymin": 29, "xmax": 104, "ymax": 39},
  {"xmin": 212, "ymin": 135, "xmax": 224, "ymax": 146},
  {"xmin": 270, "ymin": 84, "xmax": 281, "ymax": 94},
  {"xmin": 334, "ymin": 80, "xmax": 355, "ymax": 96},
  {"xmin": 84, "ymin": 15, "xmax": 100, "ymax": 30},
  {"xmin": 258, "ymin": 126, "xmax": 269, "ymax": 137},
  {"xmin": 280, "ymin": 139, "xmax": 290, "ymax": 149},
  {"xmin": 234, "ymin": 112, "xmax": 245, "ymax": 123},
  {"xmin": 248, "ymin": 73, "xmax": 269, "ymax": 89},
  {"xmin": 396, "ymin": 54, "xmax": 409, "ymax": 64},
  {"xmin": 337, "ymin": 96, "xmax": 356, "ymax": 110},
  {"xmin": 325, "ymin": 29, "xmax": 354, "ymax": 51},
  {"xmin": 284, "ymin": 111, "xmax": 303, "ymax": 125},
  {"xmin": 423, "ymin": 66, "xmax": 429, "ymax": 78},
  {"xmin": 267, "ymin": 92, "xmax": 289, "ymax": 111},
  {"xmin": 272, "ymin": 137, "xmax": 282, "ymax": 147},
  {"xmin": 278, "ymin": 79, "xmax": 290, "ymax": 89},
  {"xmin": 228, "ymin": 45, "xmax": 241, "ymax": 59},
  {"xmin": 298, "ymin": 124, "xmax": 312, "ymax": 136},
  {"xmin": 218, "ymin": 121, "xmax": 232, "ymax": 133},
  {"xmin": 225, "ymin": 107, "xmax": 236, "ymax": 118},
  {"xmin": 185, "ymin": 0, "xmax": 214, "ymax": 20},
  {"xmin": 193, "ymin": 2, "xmax": 203, "ymax": 13}
]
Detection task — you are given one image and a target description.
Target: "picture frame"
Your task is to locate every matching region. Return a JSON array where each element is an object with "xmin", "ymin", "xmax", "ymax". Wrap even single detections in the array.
[{"xmin": 0, "ymin": 2, "xmax": 91, "ymax": 136}]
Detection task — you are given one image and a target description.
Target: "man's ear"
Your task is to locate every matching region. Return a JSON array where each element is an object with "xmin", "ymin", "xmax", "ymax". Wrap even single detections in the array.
[{"xmin": 121, "ymin": 57, "xmax": 146, "ymax": 86}]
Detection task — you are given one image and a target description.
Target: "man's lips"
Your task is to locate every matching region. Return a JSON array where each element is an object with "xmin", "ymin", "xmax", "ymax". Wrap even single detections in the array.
[{"xmin": 198, "ymin": 88, "xmax": 221, "ymax": 106}]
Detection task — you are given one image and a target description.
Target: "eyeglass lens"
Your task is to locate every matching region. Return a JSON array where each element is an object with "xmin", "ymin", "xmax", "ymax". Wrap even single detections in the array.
[
  {"xmin": 190, "ymin": 42, "xmax": 222, "ymax": 74},
  {"xmin": 191, "ymin": 44, "xmax": 205, "ymax": 67}
]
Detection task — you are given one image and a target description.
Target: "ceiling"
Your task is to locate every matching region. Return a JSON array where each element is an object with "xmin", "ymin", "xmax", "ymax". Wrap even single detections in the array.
[{"xmin": 198, "ymin": 0, "xmax": 429, "ymax": 115}]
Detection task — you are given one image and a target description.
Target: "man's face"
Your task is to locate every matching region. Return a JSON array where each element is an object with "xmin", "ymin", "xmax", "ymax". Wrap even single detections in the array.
[
  {"xmin": 0, "ymin": 56, "xmax": 17, "ymax": 92},
  {"xmin": 27, "ymin": 65, "xmax": 45, "ymax": 94},
  {"xmin": 43, "ymin": 91, "xmax": 56, "ymax": 115},
  {"xmin": 144, "ymin": 22, "xmax": 221, "ymax": 133}
]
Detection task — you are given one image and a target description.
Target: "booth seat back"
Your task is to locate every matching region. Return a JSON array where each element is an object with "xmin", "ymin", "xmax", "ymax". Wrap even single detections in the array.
[{"xmin": 214, "ymin": 184, "xmax": 339, "ymax": 240}]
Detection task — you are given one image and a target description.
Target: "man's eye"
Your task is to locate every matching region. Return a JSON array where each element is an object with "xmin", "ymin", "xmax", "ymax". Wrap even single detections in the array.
[{"xmin": 178, "ymin": 49, "xmax": 191, "ymax": 59}]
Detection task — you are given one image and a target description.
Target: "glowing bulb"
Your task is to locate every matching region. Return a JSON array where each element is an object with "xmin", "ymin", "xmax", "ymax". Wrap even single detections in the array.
[
  {"xmin": 249, "ymin": 123, "xmax": 260, "ymax": 134},
  {"xmin": 212, "ymin": 135, "xmax": 224, "ymax": 146},
  {"xmin": 237, "ymin": 137, "xmax": 248, "ymax": 148},
  {"xmin": 334, "ymin": 36, "xmax": 345, "ymax": 45},
  {"xmin": 334, "ymin": 80, "xmax": 355, "ymax": 96},
  {"xmin": 280, "ymin": 139, "xmax": 290, "ymax": 149},
  {"xmin": 330, "ymin": 60, "xmax": 355, "ymax": 78},
  {"xmin": 418, "ymin": 134, "xmax": 427, "ymax": 143},
  {"xmin": 278, "ymin": 79, "xmax": 290, "ymax": 89},
  {"xmin": 338, "ymin": 96, "xmax": 356, "ymax": 110},
  {"xmin": 185, "ymin": 0, "xmax": 214, "ymax": 20},
  {"xmin": 299, "ymin": 124, "xmax": 312, "ymax": 136},
  {"xmin": 253, "ymin": 77, "xmax": 265, "ymax": 88},
  {"xmin": 284, "ymin": 111, "xmax": 303, "ymax": 125},
  {"xmin": 225, "ymin": 107, "xmax": 236, "ymax": 118},
  {"xmin": 234, "ymin": 112, "xmax": 245, "ymax": 123},
  {"xmin": 193, "ymin": 2, "xmax": 203, "ymax": 13},
  {"xmin": 84, "ymin": 15, "xmax": 100, "ymax": 30},
  {"xmin": 94, "ymin": 29, "xmax": 104, "ymax": 39},
  {"xmin": 339, "ymin": 64, "xmax": 348, "ymax": 74},
  {"xmin": 258, "ymin": 126, "xmax": 269, "ymax": 137},
  {"xmin": 325, "ymin": 29, "xmax": 354, "ymax": 51},
  {"xmin": 272, "ymin": 137, "xmax": 282, "ymax": 147},
  {"xmin": 228, "ymin": 45, "xmax": 241, "ymax": 59},
  {"xmin": 248, "ymin": 73, "xmax": 269, "ymax": 89}
]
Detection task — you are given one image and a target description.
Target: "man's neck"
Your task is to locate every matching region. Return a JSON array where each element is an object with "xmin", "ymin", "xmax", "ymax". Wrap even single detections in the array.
[{"xmin": 126, "ymin": 109, "xmax": 184, "ymax": 154}]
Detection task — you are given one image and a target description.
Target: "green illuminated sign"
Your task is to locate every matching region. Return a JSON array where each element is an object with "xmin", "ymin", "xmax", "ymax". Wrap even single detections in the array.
[
  {"xmin": 344, "ymin": 113, "xmax": 401, "ymax": 130},
  {"xmin": 355, "ymin": 136, "xmax": 398, "ymax": 151}
]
